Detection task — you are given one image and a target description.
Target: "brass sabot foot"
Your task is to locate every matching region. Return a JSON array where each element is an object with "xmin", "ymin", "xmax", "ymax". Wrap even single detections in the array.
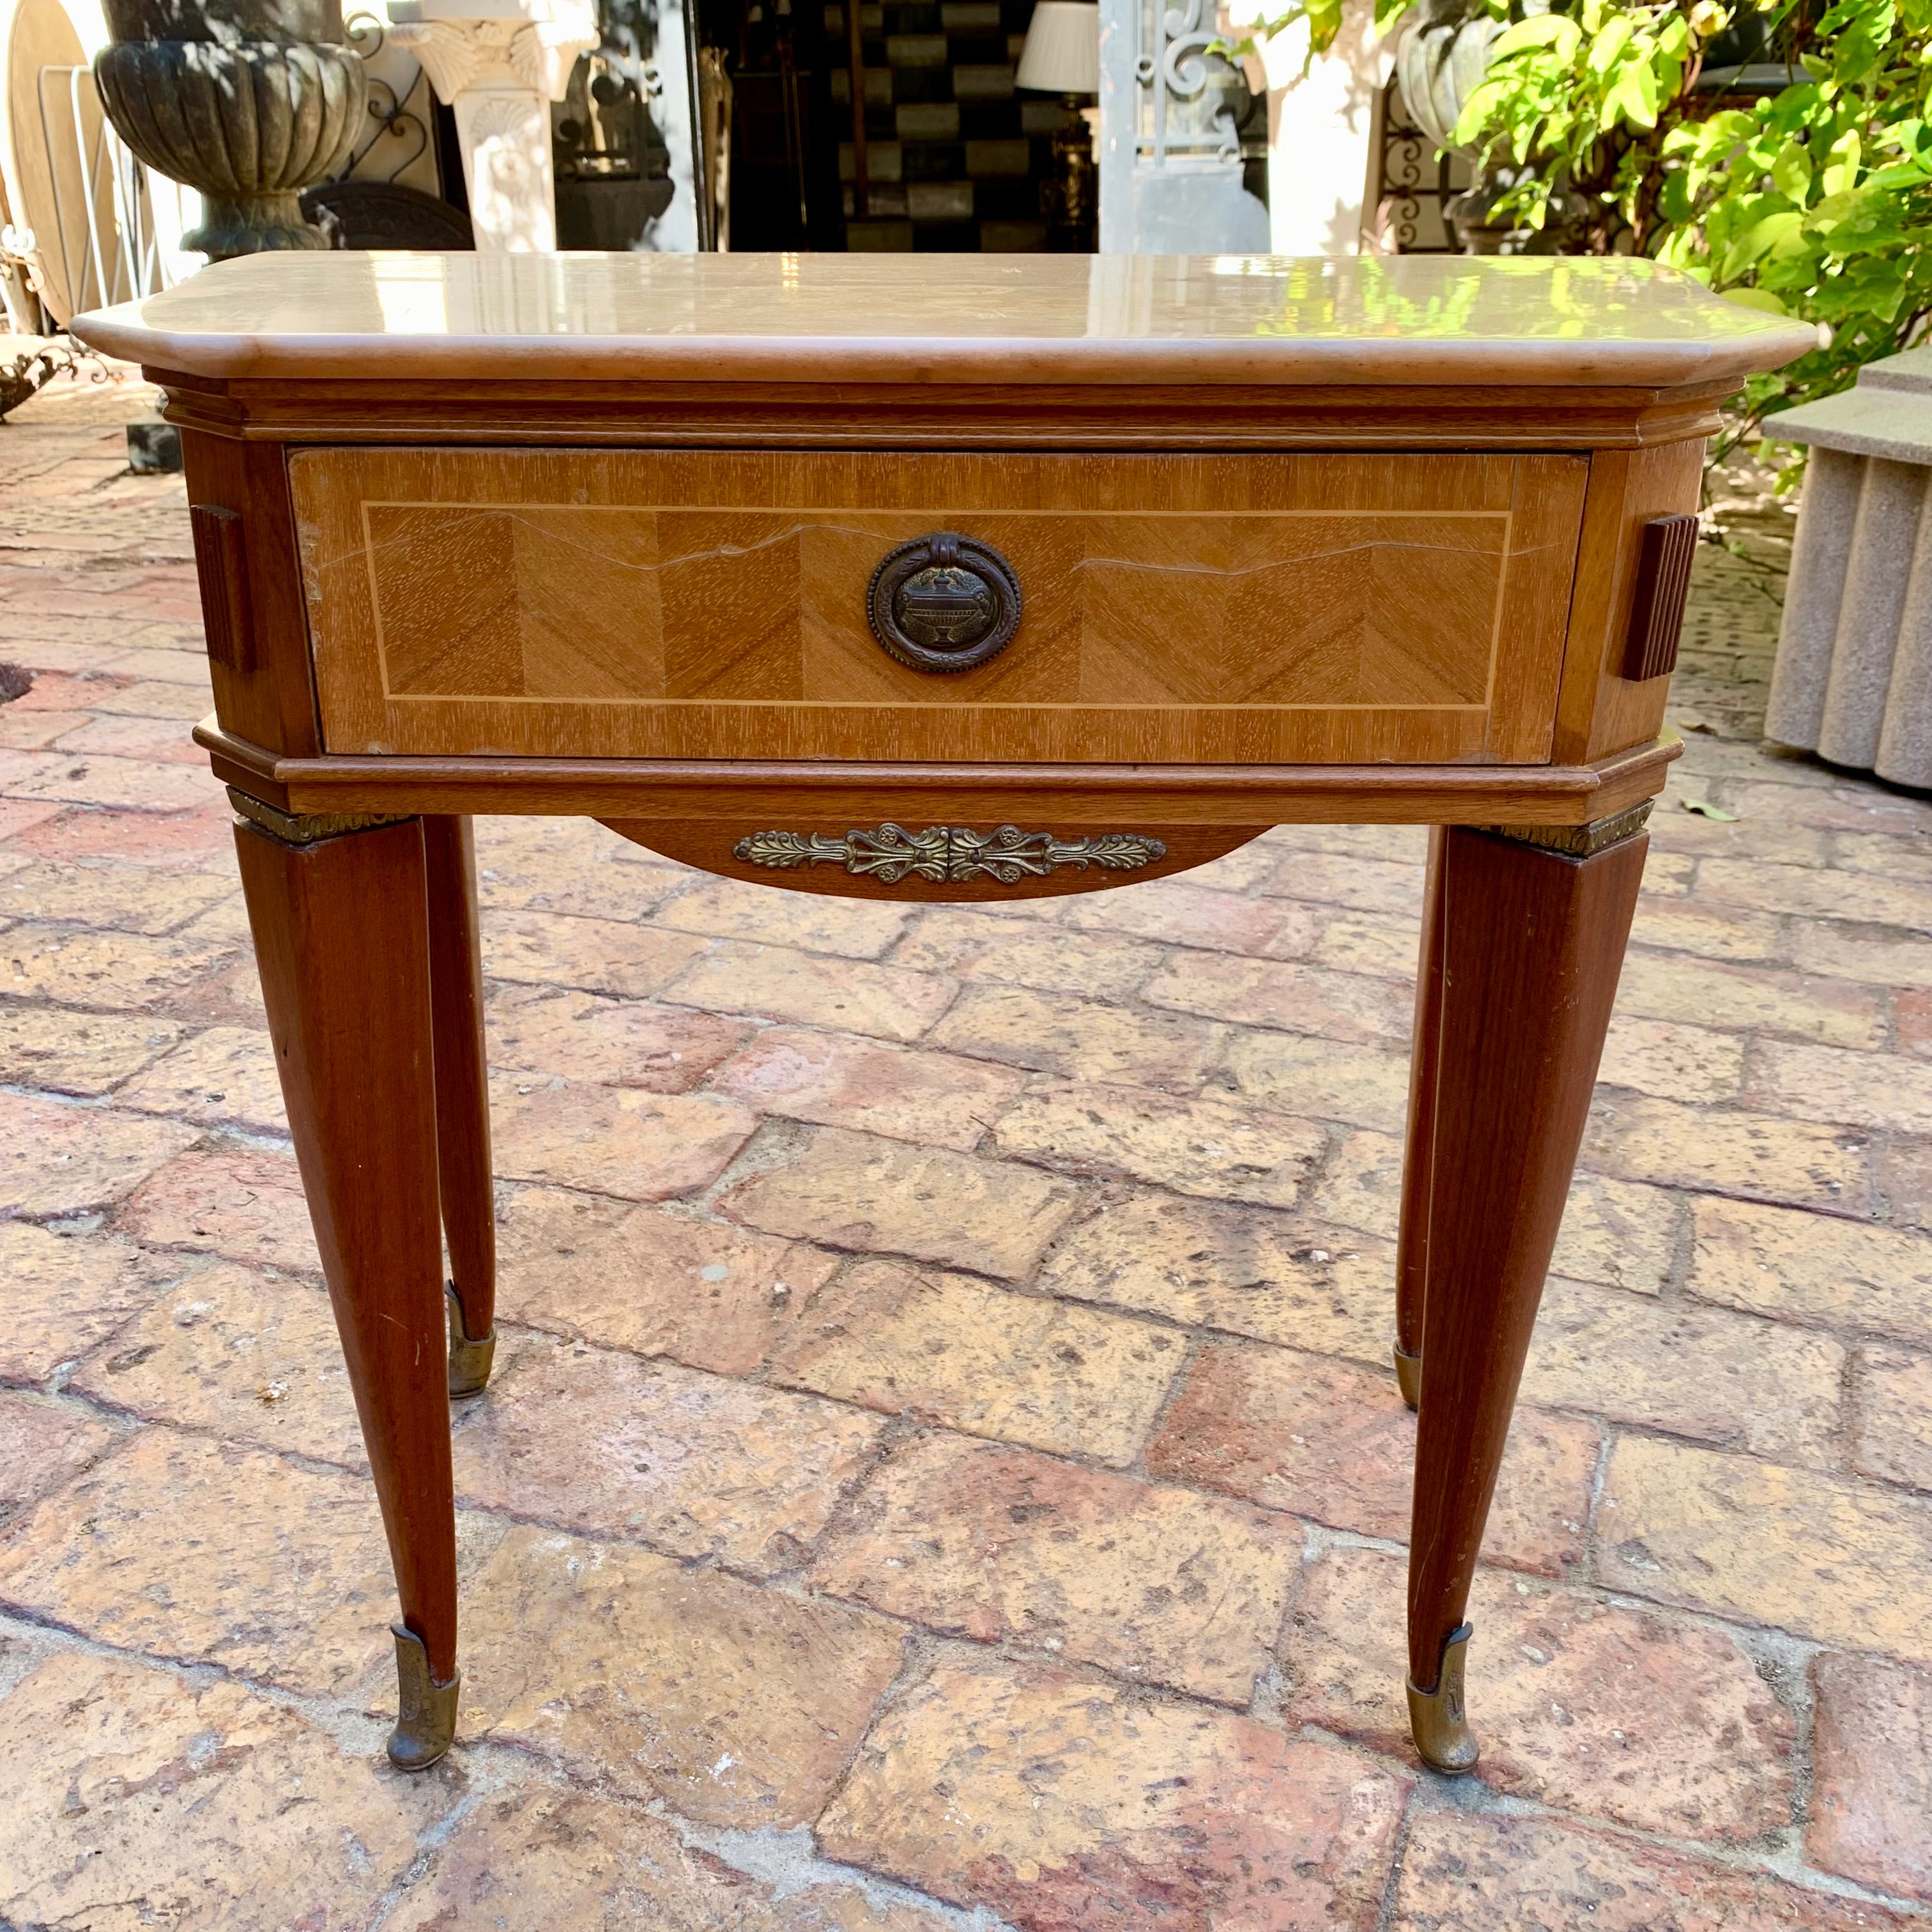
[
  {"xmin": 388, "ymin": 1622, "xmax": 459, "ymax": 1772},
  {"xmin": 1407, "ymin": 1622, "xmax": 1479, "ymax": 1775},
  {"xmin": 446, "ymin": 1283, "xmax": 496, "ymax": 1400},
  {"xmin": 1393, "ymin": 1340, "xmax": 1422, "ymax": 1411}
]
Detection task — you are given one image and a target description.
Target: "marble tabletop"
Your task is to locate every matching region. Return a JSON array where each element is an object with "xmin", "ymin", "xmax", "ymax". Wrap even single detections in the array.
[{"xmin": 73, "ymin": 251, "xmax": 1817, "ymax": 390}]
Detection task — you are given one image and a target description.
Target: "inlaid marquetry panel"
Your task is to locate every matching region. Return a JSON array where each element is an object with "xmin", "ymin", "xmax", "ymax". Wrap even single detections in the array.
[{"xmin": 290, "ymin": 448, "xmax": 1589, "ymax": 764}]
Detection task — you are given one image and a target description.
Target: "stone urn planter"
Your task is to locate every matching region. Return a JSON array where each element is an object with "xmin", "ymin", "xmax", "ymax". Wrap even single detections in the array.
[
  {"xmin": 93, "ymin": 0, "xmax": 367, "ymax": 258},
  {"xmin": 1393, "ymin": 0, "xmax": 1583, "ymax": 252}
]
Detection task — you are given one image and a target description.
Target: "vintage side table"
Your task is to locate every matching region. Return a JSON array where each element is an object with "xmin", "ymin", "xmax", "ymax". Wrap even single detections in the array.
[{"xmin": 75, "ymin": 252, "xmax": 1809, "ymax": 1778}]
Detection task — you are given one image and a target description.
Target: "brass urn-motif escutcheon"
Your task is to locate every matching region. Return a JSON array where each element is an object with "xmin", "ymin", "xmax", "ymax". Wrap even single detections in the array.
[{"xmin": 867, "ymin": 532, "xmax": 1022, "ymax": 671}]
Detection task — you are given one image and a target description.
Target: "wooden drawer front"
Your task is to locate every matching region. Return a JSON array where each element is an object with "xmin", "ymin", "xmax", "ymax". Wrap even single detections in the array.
[{"xmin": 291, "ymin": 448, "xmax": 1588, "ymax": 764}]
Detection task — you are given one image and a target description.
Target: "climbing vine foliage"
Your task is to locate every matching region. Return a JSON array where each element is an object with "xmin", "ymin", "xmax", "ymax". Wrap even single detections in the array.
[{"xmin": 1254, "ymin": 0, "xmax": 1931, "ymax": 454}]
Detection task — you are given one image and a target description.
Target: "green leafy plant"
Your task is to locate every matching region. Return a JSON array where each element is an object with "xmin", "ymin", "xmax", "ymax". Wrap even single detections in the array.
[{"xmin": 1245, "ymin": 0, "xmax": 1931, "ymax": 459}]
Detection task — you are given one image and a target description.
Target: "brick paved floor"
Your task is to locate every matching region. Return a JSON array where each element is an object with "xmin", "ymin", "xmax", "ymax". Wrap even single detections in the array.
[{"xmin": 1, "ymin": 373, "xmax": 1929, "ymax": 1930}]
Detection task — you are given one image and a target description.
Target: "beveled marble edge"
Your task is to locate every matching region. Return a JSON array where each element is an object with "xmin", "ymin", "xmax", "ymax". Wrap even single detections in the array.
[
  {"xmin": 70, "ymin": 252, "xmax": 1819, "ymax": 390},
  {"xmin": 71, "ymin": 312, "xmax": 1821, "ymax": 389}
]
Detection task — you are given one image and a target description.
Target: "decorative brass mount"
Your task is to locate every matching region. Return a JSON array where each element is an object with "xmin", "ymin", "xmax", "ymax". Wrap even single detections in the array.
[
  {"xmin": 446, "ymin": 1284, "xmax": 496, "ymax": 1400},
  {"xmin": 733, "ymin": 823, "xmax": 1168, "ymax": 885}
]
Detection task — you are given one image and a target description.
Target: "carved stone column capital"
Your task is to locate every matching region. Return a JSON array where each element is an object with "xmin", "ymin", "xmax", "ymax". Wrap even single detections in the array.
[{"xmin": 383, "ymin": 0, "xmax": 597, "ymax": 249}]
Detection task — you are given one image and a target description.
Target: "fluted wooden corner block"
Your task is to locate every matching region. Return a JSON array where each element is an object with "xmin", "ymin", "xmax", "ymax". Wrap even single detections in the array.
[{"xmin": 71, "ymin": 251, "xmax": 1809, "ymax": 1775}]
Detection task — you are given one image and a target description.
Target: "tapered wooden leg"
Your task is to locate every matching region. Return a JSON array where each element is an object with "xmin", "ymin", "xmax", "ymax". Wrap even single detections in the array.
[
  {"xmin": 233, "ymin": 801, "xmax": 461, "ymax": 1771},
  {"xmin": 422, "ymin": 815, "xmax": 496, "ymax": 1399},
  {"xmin": 1393, "ymin": 825, "xmax": 1447, "ymax": 1411},
  {"xmin": 1406, "ymin": 809, "xmax": 1649, "ymax": 1774}
]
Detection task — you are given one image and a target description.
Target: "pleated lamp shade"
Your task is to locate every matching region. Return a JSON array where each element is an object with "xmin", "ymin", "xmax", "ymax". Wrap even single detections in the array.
[{"xmin": 1015, "ymin": 1, "xmax": 1100, "ymax": 93}]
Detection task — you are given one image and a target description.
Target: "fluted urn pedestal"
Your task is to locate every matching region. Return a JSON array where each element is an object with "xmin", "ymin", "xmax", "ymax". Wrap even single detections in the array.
[{"xmin": 93, "ymin": 0, "xmax": 366, "ymax": 258}]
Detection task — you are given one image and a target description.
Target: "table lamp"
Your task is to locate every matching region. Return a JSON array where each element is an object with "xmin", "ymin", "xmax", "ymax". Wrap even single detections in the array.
[{"xmin": 1015, "ymin": 0, "xmax": 1098, "ymax": 250}]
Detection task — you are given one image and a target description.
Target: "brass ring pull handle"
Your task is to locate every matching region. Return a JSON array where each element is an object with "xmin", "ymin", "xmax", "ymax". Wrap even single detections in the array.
[{"xmin": 867, "ymin": 532, "xmax": 1022, "ymax": 672}]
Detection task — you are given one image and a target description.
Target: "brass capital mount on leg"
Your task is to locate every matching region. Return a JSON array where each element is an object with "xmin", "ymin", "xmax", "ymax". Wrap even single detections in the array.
[
  {"xmin": 1393, "ymin": 1341, "xmax": 1422, "ymax": 1411},
  {"xmin": 1480, "ymin": 798, "xmax": 1654, "ymax": 857},
  {"xmin": 228, "ymin": 787, "xmax": 414, "ymax": 848},
  {"xmin": 388, "ymin": 1621, "xmax": 460, "ymax": 1771},
  {"xmin": 1407, "ymin": 1621, "xmax": 1478, "ymax": 1775}
]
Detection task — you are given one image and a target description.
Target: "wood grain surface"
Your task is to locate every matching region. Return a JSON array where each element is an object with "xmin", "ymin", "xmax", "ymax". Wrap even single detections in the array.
[{"xmin": 290, "ymin": 446, "xmax": 1588, "ymax": 767}]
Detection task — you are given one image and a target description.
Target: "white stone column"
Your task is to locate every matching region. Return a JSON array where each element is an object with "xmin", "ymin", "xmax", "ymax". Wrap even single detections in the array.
[{"xmin": 386, "ymin": 0, "xmax": 598, "ymax": 252}]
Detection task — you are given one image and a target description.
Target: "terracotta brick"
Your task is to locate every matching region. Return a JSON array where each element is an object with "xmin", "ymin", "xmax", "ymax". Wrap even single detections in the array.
[
  {"xmin": 0, "ymin": 1428, "xmax": 404, "ymax": 1694},
  {"xmin": 0, "ymin": 796, "xmax": 63, "ymax": 842},
  {"xmin": 1809, "ymin": 1652, "xmax": 1932, "ymax": 1902},
  {"xmin": 1149, "ymin": 1342, "xmax": 1596, "ymax": 1575},
  {"xmin": 1792, "ymin": 921, "xmax": 1932, "ymax": 989},
  {"xmin": 891, "ymin": 905, "xmax": 1162, "ymax": 1000},
  {"xmin": 1307, "ymin": 909, "xmax": 1424, "ymax": 979},
  {"xmin": 817, "ymin": 1654, "xmax": 1410, "ymax": 1930},
  {"xmin": 1286, "ymin": 1547, "xmax": 1795, "ymax": 1840},
  {"xmin": 0, "ymin": 1650, "xmax": 453, "ymax": 1932},
  {"xmin": 0, "ymin": 1002, "xmax": 183, "ymax": 1093},
  {"xmin": 990, "ymin": 1078, "xmax": 1326, "ymax": 1209},
  {"xmin": 0, "ymin": 857, "xmax": 230, "ymax": 932},
  {"xmin": 154, "ymin": 953, "xmax": 268, "ymax": 1029},
  {"xmin": 1264, "ymin": 848, "xmax": 1425, "ymax": 916},
  {"xmin": 50, "ymin": 711, "xmax": 209, "ymax": 762},
  {"xmin": 489, "ymin": 1071, "xmax": 755, "ymax": 1200},
  {"xmin": 1522, "ymin": 1277, "xmax": 1845, "ymax": 1466},
  {"xmin": 1219, "ymin": 1030, "xmax": 1412, "ymax": 1132},
  {"xmin": 115, "ymin": 1144, "xmax": 318, "ymax": 1272},
  {"xmin": 0, "ymin": 919, "xmax": 233, "ymax": 1007},
  {"xmin": 482, "ymin": 908, "xmax": 710, "ymax": 998},
  {"xmin": 1648, "ymin": 807, "xmax": 1834, "ymax": 865},
  {"xmin": 0, "ymin": 1222, "xmax": 167, "ymax": 1381},
  {"xmin": 1599, "ymin": 1015, "xmax": 1747, "ymax": 1104},
  {"xmin": 461, "ymin": 1522, "xmax": 906, "ymax": 1825},
  {"xmin": 1595, "ymin": 1436, "xmax": 1932, "ymax": 1661},
  {"xmin": 1038, "ymin": 1192, "xmax": 1393, "ymax": 1365},
  {"xmin": 1550, "ymin": 1173, "xmax": 1679, "ymax": 1295},
  {"xmin": 1613, "ymin": 952, "xmax": 1884, "ymax": 1049},
  {"xmin": 1140, "ymin": 953, "xmax": 1415, "ymax": 1045},
  {"xmin": 931, "ymin": 981, "xmax": 1224, "ymax": 1091},
  {"xmin": 1689, "ymin": 1197, "xmax": 1932, "ymax": 1343},
  {"xmin": 473, "ymin": 815, "xmax": 687, "ymax": 919},
  {"xmin": 1702, "ymin": 857, "xmax": 1932, "ymax": 928},
  {"xmin": 1, "ymin": 751, "xmax": 217, "ymax": 813},
  {"xmin": 1629, "ymin": 900, "xmax": 1784, "ymax": 962},
  {"xmin": 719, "ymin": 1125, "xmax": 1080, "ymax": 1279},
  {"xmin": 0, "ymin": 1091, "xmax": 199, "ymax": 1215},
  {"xmin": 2, "ymin": 705, "xmax": 96, "ymax": 748},
  {"xmin": 1060, "ymin": 875, "xmax": 1310, "ymax": 953},
  {"xmin": 655, "ymin": 875, "xmax": 916, "ymax": 956},
  {"xmin": 1268, "ymin": 824, "xmax": 1430, "ymax": 864},
  {"xmin": 1391, "ymin": 1809, "xmax": 1907, "ymax": 1932},
  {"xmin": 1751, "ymin": 1040, "xmax": 1932, "ymax": 1134},
  {"xmin": 710, "ymin": 1025, "xmax": 1023, "ymax": 1149},
  {"xmin": 1305, "ymin": 1127, "xmax": 1404, "ymax": 1237},
  {"xmin": 113, "ymin": 1025, "xmax": 289, "ymax": 1134},
  {"xmin": 494, "ymin": 1184, "xmax": 839, "ymax": 1373},
  {"xmin": 812, "ymin": 1433, "xmax": 1300, "ymax": 1703},
  {"xmin": 452, "ymin": 1330, "xmax": 884, "ymax": 1572},
  {"xmin": 483, "ymin": 982, "xmax": 755, "ymax": 1089},
  {"xmin": 75, "ymin": 676, "xmax": 211, "ymax": 720},
  {"xmin": 771, "ymin": 1258, "xmax": 1179, "ymax": 1464},
  {"xmin": 1880, "ymin": 1137, "xmax": 1932, "ymax": 1231},
  {"xmin": 1854, "ymin": 1348, "xmax": 1932, "ymax": 1489},
  {"xmin": 0, "ymin": 1390, "xmax": 118, "ymax": 1526},
  {"xmin": 665, "ymin": 939, "xmax": 957, "ymax": 1043},
  {"xmin": 70, "ymin": 1262, "xmax": 364, "ymax": 1468},
  {"xmin": 1897, "ymin": 987, "xmax": 1932, "ymax": 1059},
  {"xmin": 388, "ymin": 1782, "xmax": 958, "ymax": 1931},
  {"xmin": 1582, "ymin": 1092, "xmax": 1869, "ymax": 1211}
]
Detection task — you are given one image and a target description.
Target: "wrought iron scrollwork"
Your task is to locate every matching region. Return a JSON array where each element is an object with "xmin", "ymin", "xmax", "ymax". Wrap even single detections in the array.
[
  {"xmin": 733, "ymin": 824, "xmax": 1169, "ymax": 885},
  {"xmin": 339, "ymin": 12, "xmax": 434, "ymax": 185}
]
